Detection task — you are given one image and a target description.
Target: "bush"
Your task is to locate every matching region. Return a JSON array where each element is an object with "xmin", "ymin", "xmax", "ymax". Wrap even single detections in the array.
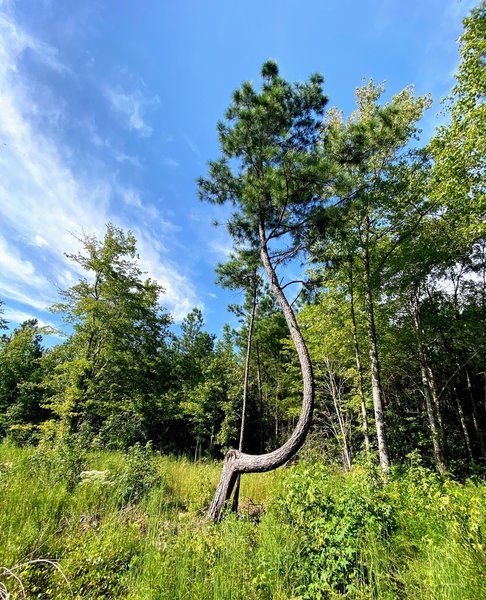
[
  {"xmin": 279, "ymin": 462, "xmax": 395, "ymax": 599},
  {"xmin": 117, "ymin": 442, "xmax": 161, "ymax": 505},
  {"xmin": 32, "ymin": 436, "xmax": 86, "ymax": 492}
]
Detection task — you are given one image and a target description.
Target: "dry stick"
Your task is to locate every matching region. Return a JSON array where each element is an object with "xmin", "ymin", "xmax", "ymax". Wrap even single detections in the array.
[{"xmin": 0, "ymin": 559, "xmax": 73, "ymax": 600}]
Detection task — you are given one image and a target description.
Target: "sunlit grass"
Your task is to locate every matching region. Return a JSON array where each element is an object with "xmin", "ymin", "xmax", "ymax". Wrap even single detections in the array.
[{"xmin": 1, "ymin": 443, "xmax": 485, "ymax": 599}]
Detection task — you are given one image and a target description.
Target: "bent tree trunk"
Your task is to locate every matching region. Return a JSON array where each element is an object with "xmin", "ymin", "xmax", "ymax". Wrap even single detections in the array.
[{"xmin": 207, "ymin": 219, "xmax": 315, "ymax": 522}]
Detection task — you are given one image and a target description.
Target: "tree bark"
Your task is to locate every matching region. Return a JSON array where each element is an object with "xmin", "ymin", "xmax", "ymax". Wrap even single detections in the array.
[
  {"xmin": 453, "ymin": 384, "xmax": 474, "ymax": 461},
  {"xmin": 207, "ymin": 216, "xmax": 315, "ymax": 522},
  {"xmin": 255, "ymin": 342, "xmax": 264, "ymax": 454},
  {"xmin": 411, "ymin": 293, "xmax": 447, "ymax": 474},
  {"xmin": 465, "ymin": 368, "xmax": 486, "ymax": 458},
  {"xmin": 363, "ymin": 237, "xmax": 390, "ymax": 473},
  {"xmin": 324, "ymin": 358, "xmax": 352, "ymax": 471},
  {"xmin": 348, "ymin": 260, "xmax": 371, "ymax": 453}
]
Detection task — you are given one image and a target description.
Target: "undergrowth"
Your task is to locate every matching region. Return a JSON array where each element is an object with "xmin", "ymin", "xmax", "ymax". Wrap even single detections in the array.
[{"xmin": 0, "ymin": 442, "xmax": 484, "ymax": 599}]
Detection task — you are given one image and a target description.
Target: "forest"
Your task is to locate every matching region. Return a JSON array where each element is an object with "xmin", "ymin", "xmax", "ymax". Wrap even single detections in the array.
[{"xmin": 0, "ymin": 4, "xmax": 485, "ymax": 599}]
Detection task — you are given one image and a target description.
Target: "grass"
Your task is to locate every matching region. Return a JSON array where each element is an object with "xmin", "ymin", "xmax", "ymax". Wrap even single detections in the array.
[{"xmin": 0, "ymin": 442, "xmax": 485, "ymax": 599}]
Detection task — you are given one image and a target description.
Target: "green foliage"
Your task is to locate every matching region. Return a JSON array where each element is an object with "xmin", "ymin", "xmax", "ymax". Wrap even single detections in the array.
[
  {"xmin": 57, "ymin": 523, "xmax": 139, "ymax": 599},
  {"xmin": 32, "ymin": 435, "xmax": 87, "ymax": 492},
  {"xmin": 0, "ymin": 299, "xmax": 7, "ymax": 330},
  {"xmin": 279, "ymin": 462, "xmax": 395, "ymax": 598},
  {"xmin": 1, "ymin": 444, "xmax": 485, "ymax": 599},
  {"xmin": 45, "ymin": 224, "xmax": 172, "ymax": 448},
  {"xmin": 430, "ymin": 1, "xmax": 485, "ymax": 244},
  {"xmin": 117, "ymin": 442, "xmax": 161, "ymax": 505},
  {"xmin": 0, "ymin": 319, "xmax": 47, "ymax": 441},
  {"xmin": 1, "ymin": 12, "xmax": 485, "ymax": 599}
]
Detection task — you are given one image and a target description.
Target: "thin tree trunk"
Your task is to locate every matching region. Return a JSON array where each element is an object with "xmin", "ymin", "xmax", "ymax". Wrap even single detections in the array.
[
  {"xmin": 424, "ymin": 284, "xmax": 475, "ymax": 462},
  {"xmin": 466, "ymin": 369, "xmax": 486, "ymax": 458},
  {"xmin": 207, "ymin": 217, "xmax": 315, "ymax": 522},
  {"xmin": 363, "ymin": 239, "xmax": 390, "ymax": 473},
  {"xmin": 412, "ymin": 293, "xmax": 447, "ymax": 474},
  {"xmin": 232, "ymin": 282, "xmax": 258, "ymax": 512},
  {"xmin": 256, "ymin": 342, "xmax": 264, "ymax": 454},
  {"xmin": 348, "ymin": 260, "xmax": 371, "ymax": 453},
  {"xmin": 425, "ymin": 361, "xmax": 445, "ymax": 440},
  {"xmin": 420, "ymin": 365, "xmax": 448, "ymax": 473},
  {"xmin": 325, "ymin": 358, "xmax": 352, "ymax": 471},
  {"xmin": 453, "ymin": 384, "xmax": 474, "ymax": 461}
]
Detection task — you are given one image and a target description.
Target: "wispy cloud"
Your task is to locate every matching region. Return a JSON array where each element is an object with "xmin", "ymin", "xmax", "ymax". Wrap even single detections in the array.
[
  {"xmin": 161, "ymin": 156, "xmax": 179, "ymax": 169},
  {"xmin": 114, "ymin": 150, "xmax": 142, "ymax": 168},
  {"xmin": 82, "ymin": 116, "xmax": 144, "ymax": 169},
  {"xmin": 183, "ymin": 134, "xmax": 201, "ymax": 157},
  {"xmin": 3, "ymin": 306, "xmax": 58, "ymax": 331},
  {"xmin": 209, "ymin": 239, "xmax": 233, "ymax": 260},
  {"xmin": 0, "ymin": 8, "xmax": 68, "ymax": 75},
  {"xmin": 105, "ymin": 85, "xmax": 159, "ymax": 138},
  {"xmin": 0, "ymin": 235, "xmax": 54, "ymax": 310},
  {"xmin": 414, "ymin": 0, "xmax": 476, "ymax": 142},
  {"xmin": 370, "ymin": 0, "xmax": 393, "ymax": 36},
  {"xmin": 0, "ymin": 5, "xmax": 199, "ymax": 323}
]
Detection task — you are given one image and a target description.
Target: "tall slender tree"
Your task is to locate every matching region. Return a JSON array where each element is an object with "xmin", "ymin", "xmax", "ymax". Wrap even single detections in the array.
[
  {"xmin": 311, "ymin": 82, "xmax": 431, "ymax": 472},
  {"xmin": 199, "ymin": 60, "xmax": 333, "ymax": 521},
  {"xmin": 216, "ymin": 250, "xmax": 262, "ymax": 510}
]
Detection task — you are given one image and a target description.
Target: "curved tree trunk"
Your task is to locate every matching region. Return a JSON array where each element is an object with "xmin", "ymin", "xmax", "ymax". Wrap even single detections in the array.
[{"xmin": 207, "ymin": 217, "xmax": 315, "ymax": 522}]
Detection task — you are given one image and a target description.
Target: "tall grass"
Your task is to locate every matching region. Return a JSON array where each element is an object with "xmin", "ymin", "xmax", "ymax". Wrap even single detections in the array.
[{"xmin": 0, "ymin": 442, "xmax": 485, "ymax": 599}]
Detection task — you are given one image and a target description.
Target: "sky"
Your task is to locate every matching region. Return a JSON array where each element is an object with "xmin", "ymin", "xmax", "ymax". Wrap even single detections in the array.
[{"xmin": 0, "ymin": 0, "xmax": 478, "ymax": 342}]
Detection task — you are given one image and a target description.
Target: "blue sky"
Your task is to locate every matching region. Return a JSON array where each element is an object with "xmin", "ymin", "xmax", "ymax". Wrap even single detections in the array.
[{"xmin": 0, "ymin": 0, "xmax": 477, "ymax": 341}]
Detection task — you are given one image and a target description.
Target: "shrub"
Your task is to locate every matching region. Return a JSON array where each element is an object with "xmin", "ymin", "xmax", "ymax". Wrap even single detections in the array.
[
  {"xmin": 279, "ymin": 463, "xmax": 395, "ymax": 599},
  {"xmin": 117, "ymin": 442, "xmax": 161, "ymax": 505},
  {"xmin": 32, "ymin": 436, "xmax": 86, "ymax": 492}
]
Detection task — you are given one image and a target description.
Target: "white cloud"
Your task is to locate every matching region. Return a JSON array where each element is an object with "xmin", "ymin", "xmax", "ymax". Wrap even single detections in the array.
[
  {"xmin": 0, "ymin": 8, "xmax": 68, "ymax": 75},
  {"xmin": 183, "ymin": 134, "xmax": 201, "ymax": 157},
  {"xmin": 114, "ymin": 150, "xmax": 142, "ymax": 168},
  {"xmin": 161, "ymin": 156, "xmax": 179, "ymax": 169},
  {"xmin": 3, "ymin": 306, "xmax": 57, "ymax": 330},
  {"xmin": 81, "ymin": 117, "xmax": 144, "ymax": 169},
  {"xmin": 209, "ymin": 239, "xmax": 233, "ymax": 259},
  {"xmin": 105, "ymin": 85, "xmax": 159, "ymax": 138},
  {"xmin": 138, "ymin": 252, "xmax": 200, "ymax": 321},
  {"xmin": 0, "ymin": 235, "xmax": 53, "ymax": 310},
  {"xmin": 418, "ymin": 0, "xmax": 477, "ymax": 92},
  {"xmin": 0, "ymin": 6, "xmax": 199, "ymax": 323},
  {"xmin": 32, "ymin": 235, "xmax": 49, "ymax": 248}
]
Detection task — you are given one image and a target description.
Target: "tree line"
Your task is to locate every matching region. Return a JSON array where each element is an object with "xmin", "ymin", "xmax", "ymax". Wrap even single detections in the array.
[{"xmin": 0, "ymin": 4, "xmax": 484, "ymax": 491}]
